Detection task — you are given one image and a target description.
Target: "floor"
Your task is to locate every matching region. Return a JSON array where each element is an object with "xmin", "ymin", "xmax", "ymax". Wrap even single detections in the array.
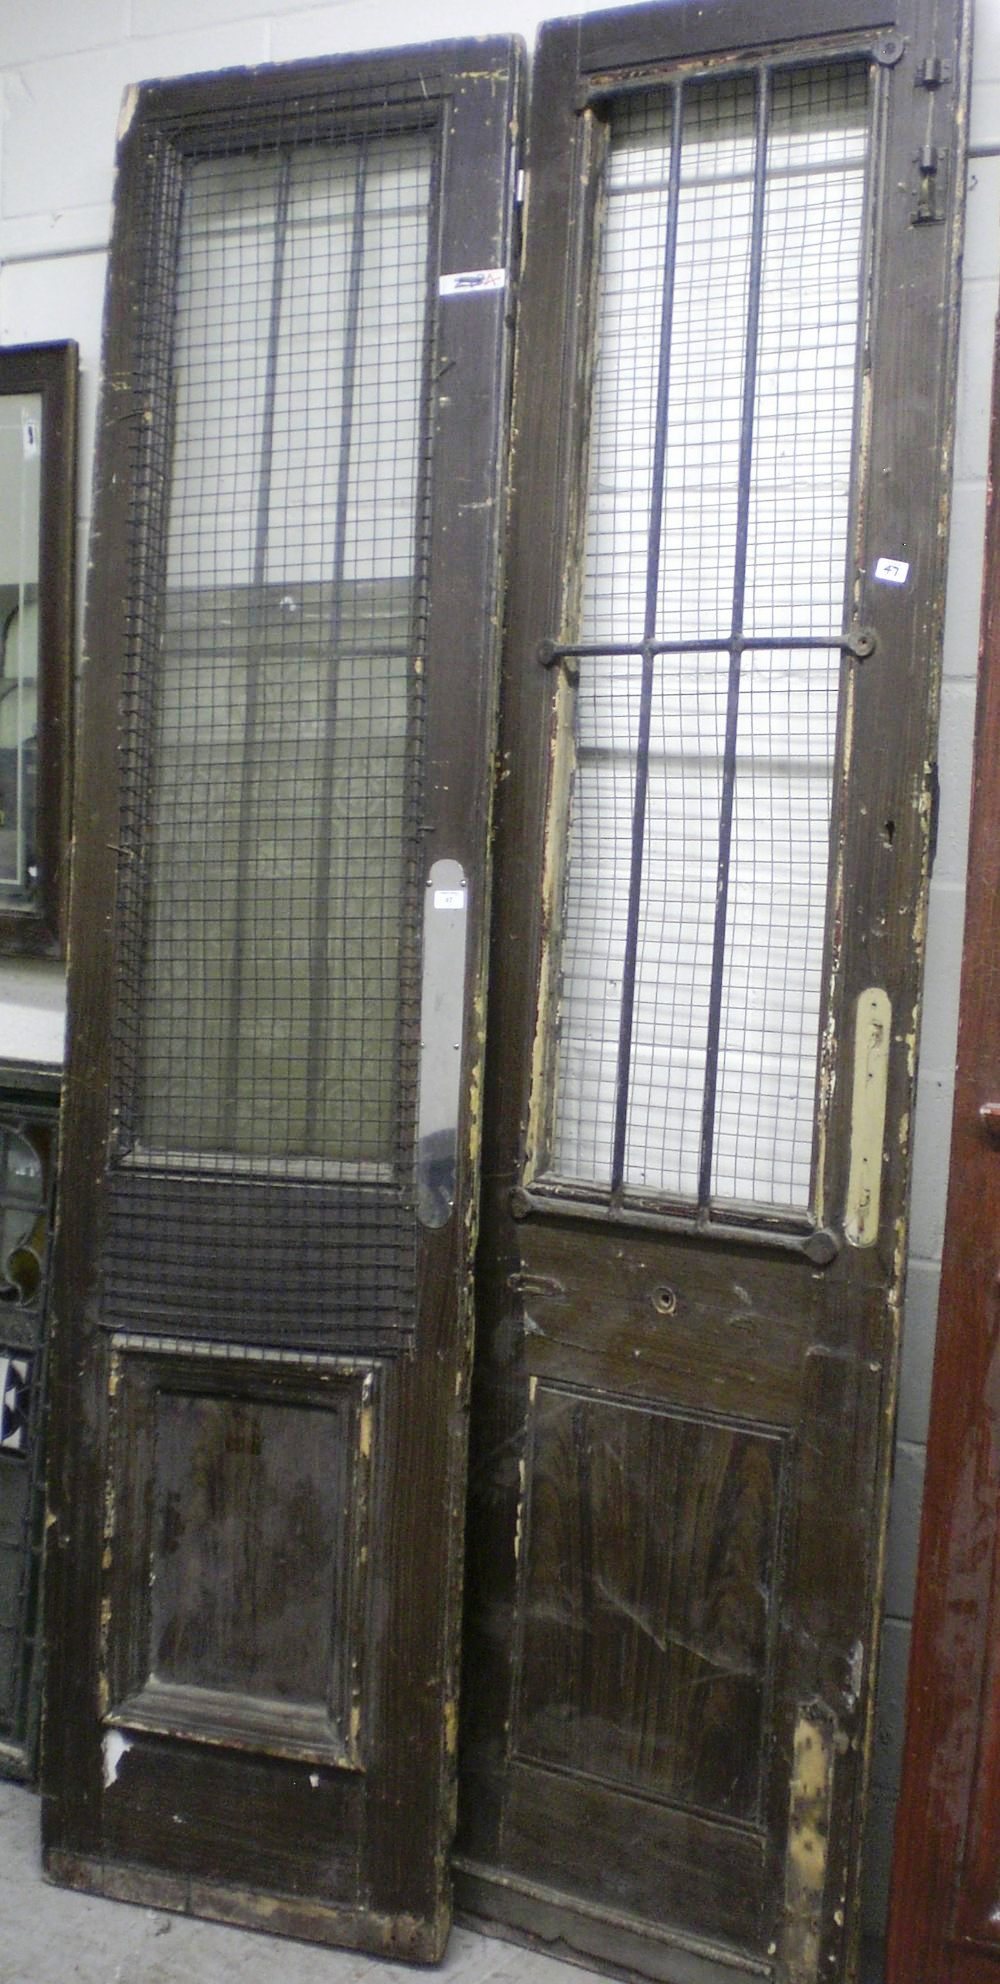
[
  {"xmin": 0, "ymin": 1780, "xmax": 582, "ymax": 1984},
  {"xmin": 0, "ymin": 1777, "xmax": 886, "ymax": 1984}
]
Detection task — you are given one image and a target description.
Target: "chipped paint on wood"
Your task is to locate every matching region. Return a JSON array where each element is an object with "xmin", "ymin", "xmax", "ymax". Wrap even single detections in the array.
[
  {"xmin": 513, "ymin": 1452, "xmax": 527, "ymax": 1564},
  {"xmin": 116, "ymin": 83, "xmax": 140, "ymax": 141},
  {"xmin": 844, "ymin": 987, "xmax": 891, "ymax": 1246},
  {"xmin": 525, "ymin": 663, "xmax": 577, "ymax": 1179},
  {"xmin": 443, "ymin": 1695, "xmax": 459, "ymax": 1756},
  {"xmin": 358, "ymin": 1401, "xmax": 373, "ymax": 1463},
  {"xmin": 779, "ymin": 1708, "xmax": 836, "ymax": 1982},
  {"xmin": 815, "ymin": 661, "xmax": 854, "ymax": 1222},
  {"xmin": 524, "ymin": 110, "xmax": 608, "ymax": 1186},
  {"xmin": 102, "ymin": 1728, "xmax": 132, "ymax": 1789}
]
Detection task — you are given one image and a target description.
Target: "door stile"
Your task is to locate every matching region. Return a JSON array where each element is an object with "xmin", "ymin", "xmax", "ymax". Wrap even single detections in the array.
[
  {"xmin": 458, "ymin": 4, "xmax": 969, "ymax": 1980},
  {"xmin": 43, "ymin": 41, "xmax": 523, "ymax": 1954}
]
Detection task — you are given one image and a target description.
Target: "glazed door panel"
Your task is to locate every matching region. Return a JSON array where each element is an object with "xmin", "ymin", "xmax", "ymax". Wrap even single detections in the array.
[
  {"xmin": 43, "ymin": 42, "xmax": 521, "ymax": 1957},
  {"xmin": 457, "ymin": 4, "xmax": 967, "ymax": 1980}
]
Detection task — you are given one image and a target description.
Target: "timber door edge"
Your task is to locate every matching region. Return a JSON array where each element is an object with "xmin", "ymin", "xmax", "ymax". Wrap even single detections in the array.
[{"xmin": 458, "ymin": 2, "xmax": 970, "ymax": 1980}]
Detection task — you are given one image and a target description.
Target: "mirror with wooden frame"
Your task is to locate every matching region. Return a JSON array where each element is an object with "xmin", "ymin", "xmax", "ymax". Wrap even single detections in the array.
[{"xmin": 0, "ymin": 342, "xmax": 76, "ymax": 957}]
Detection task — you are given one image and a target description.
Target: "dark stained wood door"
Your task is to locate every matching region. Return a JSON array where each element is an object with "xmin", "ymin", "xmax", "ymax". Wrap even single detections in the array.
[
  {"xmin": 41, "ymin": 42, "xmax": 521, "ymax": 1958},
  {"xmin": 457, "ymin": 4, "xmax": 969, "ymax": 1981},
  {"xmin": 887, "ymin": 317, "xmax": 1000, "ymax": 1984}
]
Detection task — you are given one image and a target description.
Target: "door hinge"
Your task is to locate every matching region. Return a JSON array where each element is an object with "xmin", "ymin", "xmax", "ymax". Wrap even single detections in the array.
[{"xmin": 917, "ymin": 53, "xmax": 952, "ymax": 89}]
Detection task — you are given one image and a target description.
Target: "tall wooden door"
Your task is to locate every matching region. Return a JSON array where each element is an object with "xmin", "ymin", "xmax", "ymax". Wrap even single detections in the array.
[
  {"xmin": 42, "ymin": 42, "xmax": 521, "ymax": 1957},
  {"xmin": 457, "ymin": 3, "xmax": 968, "ymax": 1980},
  {"xmin": 887, "ymin": 319, "xmax": 1000, "ymax": 1984}
]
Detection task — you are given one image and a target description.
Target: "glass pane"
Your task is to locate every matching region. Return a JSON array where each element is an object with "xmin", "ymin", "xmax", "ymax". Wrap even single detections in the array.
[
  {"xmin": 550, "ymin": 61, "xmax": 869, "ymax": 1212},
  {"xmin": 0, "ymin": 394, "xmax": 42, "ymax": 901},
  {"xmin": 136, "ymin": 131, "xmax": 431, "ymax": 1164}
]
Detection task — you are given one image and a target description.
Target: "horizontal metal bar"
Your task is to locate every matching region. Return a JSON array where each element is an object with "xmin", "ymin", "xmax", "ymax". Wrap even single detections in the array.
[
  {"xmin": 510, "ymin": 1184, "xmax": 840, "ymax": 1264},
  {"xmin": 606, "ymin": 153, "xmax": 867, "ymax": 202},
  {"xmin": 118, "ymin": 1145, "xmax": 395, "ymax": 1185},
  {"xmin": 540, "ymin": 632, "xmax": 855, "ymax": 664}
]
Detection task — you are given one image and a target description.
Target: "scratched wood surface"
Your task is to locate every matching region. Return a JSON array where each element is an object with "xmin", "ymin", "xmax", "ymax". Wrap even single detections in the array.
[
  {"xmin": 41, "ymin": 42, "xmax": 523, "ymax": 1959},
  {"xmin": 456, "ymin": 2, "xmax": 969, "ymax": 1981}
]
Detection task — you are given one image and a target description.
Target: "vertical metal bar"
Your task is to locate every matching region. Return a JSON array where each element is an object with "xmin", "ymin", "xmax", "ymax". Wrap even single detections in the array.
[
  {"xmin": 222, "ymin": 153, "xmax": 292, "ymax": 1140},
  {"xmin": 697, "ymin": 68, "xmax": 771, "ymax": 1209},
  {"xmin": 304, "ymin": 141, "xmax": 369, "ymax": 1149},
  {"xmin": 610, "ymin": 85, "xmax": 683, "ymax": 1195}
]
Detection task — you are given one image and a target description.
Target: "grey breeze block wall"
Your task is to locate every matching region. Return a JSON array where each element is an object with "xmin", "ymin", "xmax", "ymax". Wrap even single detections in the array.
[{"xmin": 0, "ymin": 0, "xmax": 998, "ymax": 1958}]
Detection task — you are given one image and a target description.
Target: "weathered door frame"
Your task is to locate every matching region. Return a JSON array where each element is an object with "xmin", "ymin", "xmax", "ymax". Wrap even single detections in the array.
[
  {"xmin": 887, "ymin": 310, "xmax": 1000, "ymax": 1984},
  {"xmin": 457, "ymin": 3, "xmax": 970, "ymax": 1980},
  {"xmin": 42, "ymin": 40, "xmax": 522, "ymax": 1959}
]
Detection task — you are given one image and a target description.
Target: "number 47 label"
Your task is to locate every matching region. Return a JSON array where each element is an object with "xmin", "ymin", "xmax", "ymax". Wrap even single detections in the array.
[{"xmin": 874, "ymin": 555, "xmax": 910, "ymax": 585}]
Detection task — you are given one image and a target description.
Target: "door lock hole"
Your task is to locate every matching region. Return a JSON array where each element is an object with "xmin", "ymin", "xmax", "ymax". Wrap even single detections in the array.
[{"xmin": 651, "ymin": 1284, "xmax": 678, "ymax": 1317}]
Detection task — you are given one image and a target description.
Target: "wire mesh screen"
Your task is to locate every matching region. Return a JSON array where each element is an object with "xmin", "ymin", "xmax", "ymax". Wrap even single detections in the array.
[
  {"xmin": 105, "ymin": 107, "xmax": 435, "ymax": 1348},
  {"xmin": 550, "ymin": 60, "xmax": 869, "ymax": 1214}
]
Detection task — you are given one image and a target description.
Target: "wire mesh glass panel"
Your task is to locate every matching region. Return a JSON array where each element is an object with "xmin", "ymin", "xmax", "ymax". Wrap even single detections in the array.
[
  {"xmin": 135, "ymin": 129, "xmax": 431, "ymax": 1167},
  {"xmin": 549, "ymin": 59, "xmax": 869, "ymax": 1213}
]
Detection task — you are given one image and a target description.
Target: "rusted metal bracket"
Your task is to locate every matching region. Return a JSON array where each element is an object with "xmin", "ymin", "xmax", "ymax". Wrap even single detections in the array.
[
  {"xmin": 874, "ymin": 33, "xmax": 906, "ymax": 66},
  {"xmin": 913, "ymin": 143, "xmax": 947, "ymax": 224},
  {"xmin": 842, "ymin": 625, "xmax": 877, "ymax": 660},
  {"xmin": 509, "ymin": 1182, "xmax": 841, "ymax": 1265}
]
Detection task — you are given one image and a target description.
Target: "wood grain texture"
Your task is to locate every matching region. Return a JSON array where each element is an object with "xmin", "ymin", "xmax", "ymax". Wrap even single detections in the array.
[
  {"xmin": 0, "ymin": 340, "xmax": 76, "ymax": 958},
  {"xmin": 515, "ymin": 1385, "xmax": 783, "ymax": 1822},
  {"xmin": 457, "ymin": 3, "xmax": 969, "ymax": 1980},
  {"xmin": 101, "ymin": 1347, "xmax": 369, "ymax": 1767},
  {"xmin": 42, "ymin": 40, "xmax": 523, "ymax": 1955}
]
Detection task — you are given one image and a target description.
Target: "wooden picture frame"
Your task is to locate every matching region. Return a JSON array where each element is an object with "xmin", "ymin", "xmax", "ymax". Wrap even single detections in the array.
[{"xmin": 0, "ymin": 341, "xmax": 77, "ymax": 957}]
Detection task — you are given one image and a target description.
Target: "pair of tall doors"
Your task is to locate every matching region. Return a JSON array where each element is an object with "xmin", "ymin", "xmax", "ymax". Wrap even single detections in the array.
[{"xmin": 43, "ymin": 4, "xmax": 967, "ymax": 1981}]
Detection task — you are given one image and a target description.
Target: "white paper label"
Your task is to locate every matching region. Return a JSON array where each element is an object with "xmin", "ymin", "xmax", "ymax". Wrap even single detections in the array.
[
  {"xmin": 439, "ymin": 268, "xmax": 506, "ymax": 297},
  {"xmin": 873, "ymin": 556, "xmax": 909, "ymax": 585},
  {"xmin": 434, "ymin": 887, "xmax": 466, "ymax": 910}
]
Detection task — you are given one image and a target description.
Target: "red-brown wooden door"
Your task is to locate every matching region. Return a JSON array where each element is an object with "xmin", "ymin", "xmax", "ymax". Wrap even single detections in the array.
[{"xmin": 888, "ymin": 312, "xmax": 1000, "ymax": 1984}]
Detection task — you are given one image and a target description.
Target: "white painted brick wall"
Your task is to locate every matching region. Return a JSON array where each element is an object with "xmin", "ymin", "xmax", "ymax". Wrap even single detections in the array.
[{"xmin": 1, "ymin": 0, "xmax": 997, "ymax": 1960}]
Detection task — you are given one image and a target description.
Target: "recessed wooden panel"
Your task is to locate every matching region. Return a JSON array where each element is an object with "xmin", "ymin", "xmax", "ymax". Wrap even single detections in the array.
[
  {"xmin": 514, "ymin": 1383, "xmax": 785, "ymax": 1823},
  {"xmin": 103, "ymin": 1345, "xmax": 370, "ymax": 1766},
  {"xmin": 499, "ymin": 1758, "xmax": 769, "ymax": 1954}
]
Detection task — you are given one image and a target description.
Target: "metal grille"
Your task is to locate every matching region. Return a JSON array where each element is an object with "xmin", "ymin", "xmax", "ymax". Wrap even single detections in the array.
[
  {"xmin": 549, "ymin": 60, "xmax": 869, "ymax": 1214},
  {"xmin": 106, "ymin": 102, "xmax": 436, "ymax": 1346}
]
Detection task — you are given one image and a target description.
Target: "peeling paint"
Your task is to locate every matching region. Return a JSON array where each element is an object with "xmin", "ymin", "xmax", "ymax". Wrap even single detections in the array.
[
  {"xmin": 845, "ymin": 987, "xmax": 891, "ymax": 1246},
  {"xmin": 513, "ymin": 1453, "xmax": 527, "ymax": 1563},
  {"xmin": 525, "ymin": 665, "xmax": 576, "ymax": 1175},
  {"xmin": 779, "ymin": 1709, "xmax": 836, "ymax": 1982},
  {"xmin": 443, "ymin": 1696, "xmax": 459, "ymax": 1756},
  {"xmin": 102, "ymin": 1729, "xmax": 132, "ymax": 1790},
  {"xmin": 358, "ymin": 1402, "xmax": 372, "ymax": 1462},
  {"xmin": 116, "ymin": 83, "xmax": 140, "ymax": 141},
  {"xmin": 815, "ymin": 665, "xmax": 853, "ymax": 1218}
]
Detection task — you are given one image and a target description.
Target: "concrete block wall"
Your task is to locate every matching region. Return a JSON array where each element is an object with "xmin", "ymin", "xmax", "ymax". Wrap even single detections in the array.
[{"xmin": 1, "ymin": 0, "xmax": 997, "ymax": 1960}]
